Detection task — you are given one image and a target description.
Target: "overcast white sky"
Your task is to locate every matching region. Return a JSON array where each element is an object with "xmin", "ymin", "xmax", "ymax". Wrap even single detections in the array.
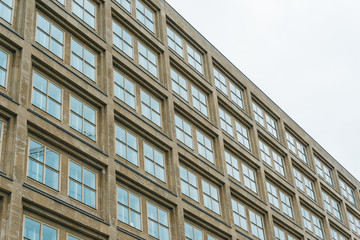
[{"xmin": 166, "ymin": 0, "xmax": 360, "ymax": 180}]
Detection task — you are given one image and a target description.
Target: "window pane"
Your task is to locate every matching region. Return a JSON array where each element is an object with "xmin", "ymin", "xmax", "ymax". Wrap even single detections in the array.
[
  {"xmin": 42, "ymin": 225, "xmax": 57, "ymax": 240},
  {"xmin": 24, "ymin": 217, "xmax": 41, "ymax": 240}
]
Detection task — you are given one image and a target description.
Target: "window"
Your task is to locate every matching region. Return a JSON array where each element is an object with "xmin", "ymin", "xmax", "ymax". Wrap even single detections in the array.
[
  {"xmin": 191, "ymin": 86, "xmax": 208, "ymax": 117},
  {"xmin": 167, "ymin": 27, "xmax": 183, "ymax": 57},
  {"xmin": 113, "ymin": 21, "xmax": 133, "ymax": 58},
  {"xmin": 266, "ymin": 182, "xmax": 293, "ymax": 218},
  {"xmin": 115, "ymin": 125, "xmax": 138, "ymax": 166},
  {"xmin": 301, "ymin": 207, "xmax": 324, "ymax": 239},
  {"xmin": 175, "ymin": 115, "xmax": 193, "ymax": 148},
  {"xmin": 171, "ymin": 68, "xmax": 188, "ymax": 101},
  {"xmin": 116, "ymin": 0, "xmax": 131, "ymax": 12},
  {"xmin": 72, "ymin": 0, "xmax": 95, "ymax": 28},
  {"xmin": 70, "ymin": 96, "xmax": 96, "ymax": 140},
  {"xmin": 202, "ymin": 180, "xmax": 220, "ymax": 215},
  {"xmin": 243, "ymin": 163, "xmax": 257, "ymax": 193},
  {"xmin": 32, "ymin": 72, "xmax": 62, "ymax": 120},
  {"xmin": 28, "ymin": 139, "xmax": 60, "ymax": 190},
  {"xmin": 339, "ymin": 179, "xmax": 356, "ymax": 205},
  {"xmin": 293, "ymin": 168, "xmax": 316, "ymax": 201},
  {"xmin": 348, "ymin": 211, "xmax": 360, "ymax": 235},
  {"xmin": 136, "ymin": 0, "xmax": 155, "ymax": 33},
  {"xmin": 235, "ymin": 121, "xmax": 250, "ymax": 150},
  {"xmin": 114, "ymin": 70, "xmax": 135, "ymax": 109},
  {"xmin": 141, "ymin": 90, "xmax": 161, "ymax": 127},
  {"xmin": 196, "ymin": 131, "xmax": 213, "ymax": 163},
  {"xmin": 185, "ymin": 222, "xmax": 203, "ymax": 240},
  {"xmin": 315, "ymin": 157, "xmax": 333, "ymax": 186},
  {"xmin": 23, "ymin": 216, "xmax": 58, "ymax": 240},
  {"xmin": 71, "ymin": 39, "xmax": 96, "ymax": 81},
  {"xmin": 252, "ymin": 102, "xmax": 277, "ymax": 138},
  {"xmin": 219, "ymin": 108, "xmax": 233, "ymax": 137},
  {"xmin": 117, "ymin": 186, "xmax": 141, "ymax": 230},
  {"xmin": 68, "ymin": 235, "xmax": 81, "ymax": 240},
  {"xmin": 147, "ymin": 202, "xmax": 170, "ymax": 240},
  {"xmin": 0, "ymin": 0, "xmax": 13, "ymax": 23},
  {"xmin": 225, "ymin": 151, "xmax": 240, "ymax": 182},
  {"xmin": 274, "ymin": 226, "xmax": 296, "ymax": 240},
  {"xmin": 138, "ymin": 42, "xmax": 157, "ymax": 77},
  {"xmin": 330, "ymin": 228, "xmax": 347, "ymax": 240},
  {"xmin": 286, "ymin": 132, "xmax": 307, "ymax": 163},
  {"xmin": 259, "ymin": 140, "xmax": 285, "ymax": 177},
  {"xmin": 213, "ymin": 68, "xmax": 227, "ymax": 94},
  {"xmin": 187, "ymin": 44, "xmax": 203, "ymax": 74},
  {"xmin": 36, "ymin": 14, "xmax": 64, "ymax": 59},
  {"xmin": 322, "ymin": 191, "xmax": 342, "ymax": 221},
  {"xmin": 68, "ymin": 160, "xmax": 97, "ymax": 208},
  {"xmin": 231, "ymin": 199, "xmax": 265, "ymax": 240},
  {"xmin": 144, "ymin": 143, "xmax": 165, "ymax": 182},
  {"xmin": 180, "ymin": 166, "xmax": 199, "ymax": 202},
  {"xmin": 0, "ymin": 49, "xmax": 8, "ymax": 87},
  {"xmin": 229, "ymin": 82, "xmax": 244, "ymax": 109}
]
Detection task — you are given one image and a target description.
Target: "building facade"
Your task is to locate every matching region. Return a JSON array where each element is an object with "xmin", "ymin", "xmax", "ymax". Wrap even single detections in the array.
[{"xmin": 0, "ymin": 0, "xmax": 358, "ymax": 239}]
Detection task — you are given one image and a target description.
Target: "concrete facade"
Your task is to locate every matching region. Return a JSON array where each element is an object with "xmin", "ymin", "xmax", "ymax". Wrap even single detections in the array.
[{"xmin": 0, "ymin": 0, "xmax": 358, "ymax": 239}]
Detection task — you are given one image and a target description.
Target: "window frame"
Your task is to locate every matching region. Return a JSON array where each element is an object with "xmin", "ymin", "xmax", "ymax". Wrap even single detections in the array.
[
  {"xmin": 136, "ymin": 0, "xmax": 155, "ymax": 33},
  {"xmin": 115, "ymin": 124, "xmax": 139, "ymax": 166},
  {"xmin": 201, "ymin": 179, "xmax": 221, "ymax": 215},
  {"xmin": 117, "ymin": 185, "xmax": 142, "ymax": 231},
  {"xmin": 112, "ymin": 20, "xmax": 134, "ymax": 59},
  {"xmin": 179, "ymin": 165, "xmax": 199, "ymax": 202},
  {"xmin": 143, "ymin": 141, "xmax": 166, "ymax": 182},
  {"xmin": 252, "ymin": 101, "xmax": 278, "ymax": 138},
  {"xmin": 322, "ymin": 190, "xmax": 342, "ymax": 221},
  {"xmin": 301, "ymin": 207, "xmax": 324, "ymax": 239},
  {"xmin": 138, "ymin": 41, "xmax": 158, "ymax": 78},
  {"xmin": 70, "ymin": 38, "xmax": 97, "ymax": 82},
  {"xmin": 146, "ymin": 201, "xmax": 170, "ymax": 240},
  {"xmin": 23, "ymin": 215, "xmax": 59, "ymax": 240},
  {"xmin": 293, "ymin": 168, "xmax": 316, "ymax": 201},
  {"xmin": 315, "ymin": 156, "xmax": 334, "ymax": 186},
  {"xmin": 0, "ymin": 0, "xmax": 15, "ymax": 24},
  {"xmin": 167, "ymin": 26, "xmax": 184, "ymax": 58},
  {"xmin": 286, "ymin": 131, "xmax": 308, "ymax": 164},
  {"xmin": 339, "ymin": 178, "xmax": 356, "ymax": 206},
  {"xmin": 196, "ymin": 130, "xmax": 214, "ymax": 164},
  {"xmin": 140, "ymin": 89, "xmax": 162, "ymax": 127},
  {"xmin": 71, "ymin": 0, "xmax": 96, "ymax": 29},
  {"xmin": 186, "ymin": 44, "xmax": 203, "ymax": 75},
  {"xmin": 259, "ymin": 140, "xmax": 285, "ymax": 177},
  {"xmin": 266, "ymin": 181, "xmax": 294, "ymax": 219},
  {"xmin": 113, "ymin": 69, "xmax": 136, "ymax": 109}
]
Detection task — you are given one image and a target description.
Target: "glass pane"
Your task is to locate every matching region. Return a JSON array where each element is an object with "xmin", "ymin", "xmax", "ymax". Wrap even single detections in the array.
[
  {"xmin": 37, "ymin": 14, "xmax": 50, "ymax": 33},
  {"xmin": 70, "ymin": 113, "xmax": 83, "ymax": 133},
  {"xmin": 0, "ymin": 50, "xmax": 8, "ymax": 69},
  {"xmin": 148, "ymin": 220, "xmax": 159, "ymax": 239},
  {"xmin": 0, "ymin": 68, "xmax": 6, "ymax": 87},
  {"xmin": 48, "ymin": 99, "xmax": 61, "ymax": 120},
  {"xmin": 129, "ymin": 193, "xmax": 140, "ymax": 211},
  {"xmin": 84, "ymin": 187, "xmax": 96, "ymax": 207},
  {"xmin": 158, "ymin": 209, "xmax": 168, "ymax": 226},
  {"xmin": 50, "ymin": 39, "xmax": 63, "ymax": 59},
  {"xmin": 118, "ymin": 204, "xmax": 129, "ymax": 224},
  {"xmin": 117, "ymin": 187, "xmax": 128, "ymax": 205},
  {"xmin": 29, "ymin": 140, "xmax": 44, "ymax": 162},
  {"xmin": 46, "ymin": 149, "xmax": 59, "ymax": 170},
  {"xmin": 130, "ymin": 211, "xmax": 141, "ymax": 230},
  {"xmin": 37, "ymin": 30, "xmax": 50, "ymax": 49},
  {"xmin": 28, "ymin": 159, "xmax": 43, "ymax": 182},
  {"xmin": 70, "ymin": 96, "xmax": 83, "ymax": 115},
  {"xmin": 51, "ymin": 25, "xmax": 63, "ymax": 43},
  {"xmin": 24, "ymin": 217, "xmax": 41, "ymax": 240},
  {"xmin": 84, "ymin": 105, "xmax": 95, "ymax": 124},
  {"xmin": 84, "ymin": 49, "xmax": 95, "ymax": 66},
  {"xmin": 73, "ymin": 3, "xmax": 84, "ymax": 19},
  {"xmin": 0, "ymin": 3, "xmax": 12, "ymax": 23},
  {"xmin": 84, "ymin": 64, "xmax": 95, "ymax": 80},
  {"xmin": 72, "ymin": 40, "xmax": 83, "ymax": 58},
  {"xmin": 42, "ymin": 224, "xmax": 57, "ymax": 240},
  {"xmin": 159, "ymin": 226, "xmax": 170, "ymax": 240},
  {"xmin": 33, "ymin": 73, "xmax": 47, "ymax": 93},
  {"xmin": 84, "ymin": 12, "xmax": 95, "ymax": 28},
  {"xmin": 33, "ymin": 90, "xmax": 47, "ymax": 111},
  {"xmin": 45, "ymin": 167, "xmax": 59, "ymax": 190},
  {"xmin": 69, "ymin": 161, "xmax": 82, "ymax": 181},
  {"xmin": 147, "ymin": 203, "xmax": 157, "ymax": 221},
  {"xmin": 69, "ymin": 179, "xmax": 82, "ymax": 201},
  {"xmin": 84, "ymin": 169, "xmax": 96, "ymax": 189},
  {"xmin": 48, "ymin": 82, "xmax": 61, "ymax": 102},
  {"xmin": 84, "ymin": 121, "xmax": 96, "ymax": 140}
]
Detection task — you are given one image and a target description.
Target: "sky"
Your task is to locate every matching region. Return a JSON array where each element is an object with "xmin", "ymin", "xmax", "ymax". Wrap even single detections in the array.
[{"xmin": 166, "ymin": 0, "xmax": 360, "ymax": 180}]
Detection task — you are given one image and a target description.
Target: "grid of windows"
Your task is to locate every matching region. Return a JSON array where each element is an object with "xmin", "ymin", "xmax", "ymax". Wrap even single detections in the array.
[
  {"xmin": 32, "ymin": 72, "xmax": 62, "ymax": 120},
  {"xmin": 116, "ymin": 0, "xmax": 131, "ymax": 12},
  {"xmin": 115, "ymin": 125, "xmax": 138, "ymax": 166},
  {"xmin": 191, "ymin": 86, "xmax": 208, "ymax": 117},
  {"xmin": 136, "ymin": 0, "xmax": 154, "ymax": 32},
  {"xmin": 114, "ymin": 70, "xmax": 136, "ymax": 109},
  {"xmin": 0, "ymin": 0, "xmax": 13, "ymax": 23},
  {"xmin": 348, "ymin": 211, "xmax": 360, "ymax": 235},
  {"xmin": 171, "ymin": 68, "xmax": 188, "ymax": 101},
  {"xmin": 252, "ymin": 102, "xmax": 278, "ymax": 138},
  {"xmin": 266, "ymin": 182, "xmax": 293, "ymax": 218},
  {"xmin": 175, "ymin": 115, "xmax": 193, "ymax": 148},
  {"xmin": 339, "ymin": 179, "xmax": 356, "ymax": 205},
  {"xmin": 141, "ymin": 90, "xmax": 161, "ymax": 127},
  {"xmin": 0, "ymin": 49, "xmax": 8, "ymax": 87},
  {"xmin": 138, "ymin": 42, "xmax": 157, "ymax": 77},
  {"xmin": 72, "ymin": 0, "xmax": 95, "ymax": 29},
  {"xmin": 330, "ymin": 228, "xmax": 347, "ymax": 240},
  {"xmin": 144, "ymin": 143, "xmax": 165, "ymax": 182},
  {"xmin": 219, "ymin": 108, "xmax": 233, "ymax": 137},
  {"xmin": 187, "ymin": 44, "xmax": 203, "ymax": 74},
  {"xmin": 68, "ymin": 160, "xmax": 97, "ymax": 208},
  {"xmin": 70, "ymin": 96, "xmax": 96, "ymax": 140},
  {"xmin": 23, "ymin": 217, "xmax": 58, "ymax": 240},
  {"xmin": 147, "ymin": 202, "xmax": 169, "ymax": 240},
  {"xmin": 259, "ymin": 140, "xmax": 285, "ymax": 177},
  {"xmin": 202, "ymin": 180, "xmax": 220, "ymax": 215},
  {"xmin": 36, "ymin": 14, "xmax": 64, "ymax": 59},
  {"xmin": 180, "ymin": 166, "xmax": 199, "ymax": 202},
  {"xmin": 235, "ymin": 121, "xmax": 250, "ymax": 150},
  {"xmin": 167, "ymin": 27, "xmax": 183, "ymax": 57},
  {"xmin": 315, "ymin": 157, "xmax": 333, "ymax": 186},
  {"xmin": 113, "ymin": 21, "xmax": 133, "ymax": 58},
  {"xmin": 28, "ymin": 139, "xmax": 60, "ymax": 190},
  {"xmin": 301, "ymin": 207, "xmax": 324, "ymax": 239},
  {"xmin": 322, "ymin": 191, "xmax": 342, "ymax": 221},
  {"xmin": 117, "ymin": 186, "xmax": 141, "ymax": 230},
  {"xmin": 286, "ymin": 132, "xmax": 307, "ymax": 163},
  {"xmin": 274, "ymin": 226, "xmax": 296, "ymax": 240},
  {"xmin": 293, "ymin": 168, "xmax": 316, "ymax": 201},
  {"xmin": 196, "ymin": 130, "xmax": 213, "ymax": 163},
  {"xmin": 71, "ymin": 39, "xmax": 96, "ymax": 81}
]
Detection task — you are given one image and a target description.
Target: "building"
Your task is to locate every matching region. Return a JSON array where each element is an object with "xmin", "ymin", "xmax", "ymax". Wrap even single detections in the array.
[{"xmin": 0, "ymin": 0, "xmax": 358, "ymax": 239}]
